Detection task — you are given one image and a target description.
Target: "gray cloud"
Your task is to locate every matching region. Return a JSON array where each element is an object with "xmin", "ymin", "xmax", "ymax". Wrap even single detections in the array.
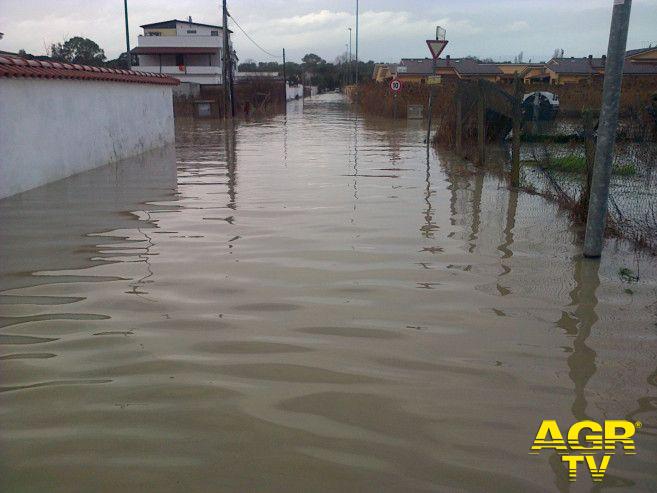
[{"xmin": 1, "ymin": 1, "xmax": 655, "ymax": 63}]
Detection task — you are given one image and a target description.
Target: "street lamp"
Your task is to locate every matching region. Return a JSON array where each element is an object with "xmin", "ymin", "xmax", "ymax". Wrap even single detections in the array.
[{"xmin": 355, "ymin": 0, "xmax": 359, "ymax": 85}]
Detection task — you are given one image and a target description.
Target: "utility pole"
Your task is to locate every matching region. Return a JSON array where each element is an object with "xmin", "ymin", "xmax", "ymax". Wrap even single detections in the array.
[
  {"xmin": 222, "ymin": 0, "xmax": 230, "ymax": 118},
  {"xmin": 583, "ymin": 0, "xmax": 632, "ymax": 258},
  {"xmin": 282, "ymin": 48, "xmax": 287, "ymax": 104},
  {"xmin": 228, "ymin": 44, "xmax": 235, "ymax": 118},
  {"xmin": 355, "ymin": 0, "xmax": 359, "ymax": 86},
  {"xmin": 347, "ymin": 27, "xmax": 352, "ymax": 84},
  {"xmin": 123, "ymin": 0, "xmax": 131, "ymax": 69}
]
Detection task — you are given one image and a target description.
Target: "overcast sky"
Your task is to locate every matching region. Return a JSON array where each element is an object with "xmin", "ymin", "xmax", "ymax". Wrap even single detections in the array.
[{"xmin": 1, "ymin": 1, "xmax": 656, "ymax": 63}]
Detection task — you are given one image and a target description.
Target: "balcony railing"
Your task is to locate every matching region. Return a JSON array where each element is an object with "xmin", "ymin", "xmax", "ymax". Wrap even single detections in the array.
[
  {"xmin": 137, "ymin": 35, "xmax": 223, "ymax": 49},
  {"xmin": 137, "ymin": 66, "xmax": 222, "ymax": 75}
]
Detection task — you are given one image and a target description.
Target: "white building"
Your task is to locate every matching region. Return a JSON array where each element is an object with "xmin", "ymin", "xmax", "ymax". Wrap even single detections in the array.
[{"xmin": 133, "ymin": 18, "xmax": 234, "ymax": 85}]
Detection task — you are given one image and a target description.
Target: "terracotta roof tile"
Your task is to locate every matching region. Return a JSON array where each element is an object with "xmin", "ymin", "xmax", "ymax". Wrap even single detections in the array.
[{"xmin": 0, "ymin": 55, "xmax": 180, "ymax": 85}]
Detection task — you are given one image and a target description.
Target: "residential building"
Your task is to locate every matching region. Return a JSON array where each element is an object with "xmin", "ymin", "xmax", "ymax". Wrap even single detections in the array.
[
  {"xmin": 395, "ymin": 58, "xmax": 434, "ymax": 83},
  {"xmin": 546, "ymin": 48, "xmax": 657, "ymax": 84},
  {"xmin": 132, "ymin": 18, "xmax": 235, "ymax": 85},
  {"xmin": 372, "ymin": 63, "xmax": 398, "ymax": 82},
  {"xmin": 377, "ymin": 46, "xmax": 657, "ymax": 86}
]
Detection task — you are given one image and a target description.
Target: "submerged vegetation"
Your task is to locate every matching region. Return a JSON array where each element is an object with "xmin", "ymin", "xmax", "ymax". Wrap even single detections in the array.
[{"xmin": 523, "ymin": 155, "xmax": 637, "ymax": 176}]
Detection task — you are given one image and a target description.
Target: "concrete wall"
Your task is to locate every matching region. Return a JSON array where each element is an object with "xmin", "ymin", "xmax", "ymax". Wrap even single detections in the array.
[
  {"xmin": 286, "ymin": 83, "xmax": 304, "ymax": 101},
  {"xmin": 173, "ymin": 82, "xmax": 202, "ymax": 99},
  {"xmin": 0, "ymin": 78, "xmax": 174, "ymax": 199}
]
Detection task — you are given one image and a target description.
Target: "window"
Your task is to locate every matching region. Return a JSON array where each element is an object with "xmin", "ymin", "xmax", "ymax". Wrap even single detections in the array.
[
  {"xmin": 211, "ymin": 30, "xmax": 219, "ymax": 36},
  {"xmin": 186, "ymin": 29, "xmax": 197, "ymax": 34},
  {"xmin": 146, "ymin": 31, "xmax": 161, "ymax": 36},
  {"xmin": 176, "ymin": 54, "xmax": 184, "ymax": 66}
]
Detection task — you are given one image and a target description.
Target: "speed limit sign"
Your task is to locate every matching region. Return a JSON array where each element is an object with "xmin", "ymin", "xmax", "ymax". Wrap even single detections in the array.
[{"xmin": 390, "ymin": 79, "xmax": 402, "ymax": 92}]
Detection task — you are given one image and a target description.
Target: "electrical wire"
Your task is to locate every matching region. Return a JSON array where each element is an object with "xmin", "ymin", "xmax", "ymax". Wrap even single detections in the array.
[{"xmin": 228, "ymin": 12, "xmax": 281, "ymax": 59}]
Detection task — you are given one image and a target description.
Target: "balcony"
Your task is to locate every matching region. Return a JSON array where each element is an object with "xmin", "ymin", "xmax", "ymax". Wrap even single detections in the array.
[
  {"xmin": 137, "ymin": 35, "xmax": 222, "ymax": 49},
  {"xmin": 137, "ymin": 66, "xmax": 222, "ymax": 75}
]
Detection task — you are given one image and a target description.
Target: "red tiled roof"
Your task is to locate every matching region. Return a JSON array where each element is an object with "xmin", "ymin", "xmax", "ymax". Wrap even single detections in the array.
[
  {"xmin": 131, "ymin": 47, "xmax": 218, "ymax": 55},
  {"xmin": 0, "ymin": 55, "xmax": 180, "ymax": 85}
]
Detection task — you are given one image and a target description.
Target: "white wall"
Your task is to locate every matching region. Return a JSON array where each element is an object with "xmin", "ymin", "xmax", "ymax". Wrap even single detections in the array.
[
  {"xmin": 138, "ymin": 34, "xmax": 222, "ymax": 49},
  {"xmin": 286, "ymin": 83, "xmax": 304, "ymax": 101},
  {"xmin": 175, "ymin": 22, "xmax": 220, "ymax": 37},
  {"xmin": 0, "ymin": 78, "xmax": 175, "ymax": 199}
]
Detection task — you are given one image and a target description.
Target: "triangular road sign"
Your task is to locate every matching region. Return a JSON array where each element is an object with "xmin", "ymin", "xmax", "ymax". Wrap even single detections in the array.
[{"xmin": 427, "ymin": 40, "xmax": 448, "ymax": 60}]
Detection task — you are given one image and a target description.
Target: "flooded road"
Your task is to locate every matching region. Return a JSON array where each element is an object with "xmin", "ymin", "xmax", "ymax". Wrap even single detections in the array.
[{"xmin": 1, "ymin": 94, "xmax": 656, "ymax": 492}]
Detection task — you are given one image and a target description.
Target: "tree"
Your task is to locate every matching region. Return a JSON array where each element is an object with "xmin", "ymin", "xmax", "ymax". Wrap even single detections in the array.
[
  {"xmin": 50, "ymin": 37, "xmax": 106, "ymax": 66},
  {"xmin": 513, "ymin": 51, "xmax": 524, "ymax": 64},
  {"xmin": 552, "ymin": 48, "xmax": 564, "ymax": 59},
  {"xmin": 106, "ymin": 52, "xmax": 133, "ymax": 70},
  {"xmin": 301, "ymin": 53, "xmax": 325, "ymax": 67},
  {"xmin": 15, "ymin": 48, "xmax": 52, "ymax": 62},
  {"xmin": 237, "ymin": 61, "xmax": 258, "ymax": 72}
]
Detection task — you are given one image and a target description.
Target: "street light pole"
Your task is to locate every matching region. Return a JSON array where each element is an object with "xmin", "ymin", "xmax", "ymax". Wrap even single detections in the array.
[
  {"xmin": 355, "ymin": 0, "xmax": 359, "ymax": 86},
  {"xmin": 123, "ymin": 0, "xmax": 131, "ymax": 69},
  {"xmin": 583, "ymin": 0, "xmax": 633, "ymax": 258},
  {"xmin": 347, "ymin": 27, "xmax": 352, "ymax": 85}
]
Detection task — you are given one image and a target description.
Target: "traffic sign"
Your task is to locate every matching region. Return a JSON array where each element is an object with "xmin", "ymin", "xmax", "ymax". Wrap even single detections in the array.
[
  {"xmin": 390, "ymin": 79, "xmax": 402, "ymax": 92},
  {"xmin": 426, "ymin": 39, "xmax": 448, "ymax": 60}
]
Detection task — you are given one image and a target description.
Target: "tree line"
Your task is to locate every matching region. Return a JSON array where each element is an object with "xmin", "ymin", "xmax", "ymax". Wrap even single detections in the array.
[
  {"xmin": 239, "ymin": 53, "xmax": 376, "ymax": 91},
  {"xmin": 15, "ymin": 37, "xmax": 377, "ymax": 90},
  {"xmin": 17, "ymin": 37, "xmax": 130, "ymax": 69}
]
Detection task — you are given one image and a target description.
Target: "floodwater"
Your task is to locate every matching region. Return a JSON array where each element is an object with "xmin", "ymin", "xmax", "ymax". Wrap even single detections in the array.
[{"xmin": 1, "ymin": 94, "xmax": 656, "ymax": 492}]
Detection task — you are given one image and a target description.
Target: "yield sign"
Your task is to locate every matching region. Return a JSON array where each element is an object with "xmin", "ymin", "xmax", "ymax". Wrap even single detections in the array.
[{"xmin": 426, "ymin": 40, "xmax": 448, "ymax": 60}]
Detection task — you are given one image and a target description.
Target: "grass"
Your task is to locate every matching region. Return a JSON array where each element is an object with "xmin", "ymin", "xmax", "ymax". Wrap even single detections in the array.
[
  {"xmin": 523, "ymin": 154, "xmax": 637, "ymax": 176},
  {"xmin": 618, "ymin": 267, "xmax": 639, "ymax": 283},
  {"xmin": 521, "ymin": 134, "xmax": 578, "ymax": 143}
]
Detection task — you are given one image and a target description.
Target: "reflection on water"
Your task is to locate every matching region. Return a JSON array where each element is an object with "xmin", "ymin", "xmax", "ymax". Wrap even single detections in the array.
[{"xmin": 0, "ymin": 94, "xmax": 656, "ymax": 492}]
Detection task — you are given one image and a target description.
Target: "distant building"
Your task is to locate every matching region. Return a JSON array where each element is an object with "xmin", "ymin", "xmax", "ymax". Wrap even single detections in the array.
[
  {"xmin": 545, "ymin": 48, "xmax": 657, "ymax": 84},
  {"xmin": 372, "ymin": 63, "xmax": 398, "ymax": 82},
  {"xmin": 132, "ymin": 18, "xmax": 236, "ymax": 85},
  {"xmin": 378, "ymin": 46, "xmax": 657, "ymax": 86}
]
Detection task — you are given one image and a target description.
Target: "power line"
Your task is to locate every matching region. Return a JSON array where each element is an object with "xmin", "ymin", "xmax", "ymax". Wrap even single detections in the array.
[{"xmin": 227, "ymin": 12, "xmax": 281, "ymax": 59}]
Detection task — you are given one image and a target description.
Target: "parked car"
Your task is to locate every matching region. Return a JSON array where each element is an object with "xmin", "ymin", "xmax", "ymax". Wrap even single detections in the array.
[{"xmin": 522, "ymin": 91, "xmax": 560, "ymax": 120}]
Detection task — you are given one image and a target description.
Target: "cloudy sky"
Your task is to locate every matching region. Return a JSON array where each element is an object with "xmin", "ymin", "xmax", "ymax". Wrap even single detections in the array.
[{"xmin": 1, "ymin": 0, "xmax": 656, "ymax": 63}]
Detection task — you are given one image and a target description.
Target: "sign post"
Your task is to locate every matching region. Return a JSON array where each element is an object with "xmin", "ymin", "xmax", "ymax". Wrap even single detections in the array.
[
  {"xmin": 425, "ymin": 32, "xmax": 448, "ymax": 155},
  {"xmin": 390, "ymin": 79, "xmax": 402, "ymax": 119}
]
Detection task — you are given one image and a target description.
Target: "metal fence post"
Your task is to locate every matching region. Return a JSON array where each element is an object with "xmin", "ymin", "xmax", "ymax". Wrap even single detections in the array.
[
  {"xmin": 426, "ymin": 88, "xmax": 434, "ymax": 155},
  {"xmin": 477, "ymin": 80, "xmax": 486, "ymax": 165},
  {"xmin": 583, "ymin": 0, "xmax": 633, "ymax": 258},
  {"xmin": 455, "ymin": 94, "xmax": 462, "ymax": 154},
  {"xmin": 511, "ymin": 75, "xmax": 523, "ymax": 187}
]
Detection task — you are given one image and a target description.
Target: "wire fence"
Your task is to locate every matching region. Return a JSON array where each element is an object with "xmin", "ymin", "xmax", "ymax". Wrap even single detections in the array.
[
  {"xmin": 518, "ymin": 136, "xmax": 657, "ymax": 252},
  {"xmin": 356, "ymin": 78, "xmax": 657, "ymax": 252}
]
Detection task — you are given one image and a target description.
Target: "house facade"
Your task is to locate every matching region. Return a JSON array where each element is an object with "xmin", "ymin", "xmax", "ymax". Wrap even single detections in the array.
[
  {"xmin": 132, "ymin": 18, "xmax": 235, "ymax": 85},
  {"xmin": 376, "ymin": 47, "xmax": 657, "ymax": 86},
  {"xmin": 540, "ymin": 48, "xmax": 657, "ymax": 84}
]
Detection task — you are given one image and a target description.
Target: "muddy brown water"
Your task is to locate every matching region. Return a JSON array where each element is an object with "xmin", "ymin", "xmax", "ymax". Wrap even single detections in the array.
[{"xmin": 1, "ymin": 94, "xmax": 656, "ymax": 492}]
